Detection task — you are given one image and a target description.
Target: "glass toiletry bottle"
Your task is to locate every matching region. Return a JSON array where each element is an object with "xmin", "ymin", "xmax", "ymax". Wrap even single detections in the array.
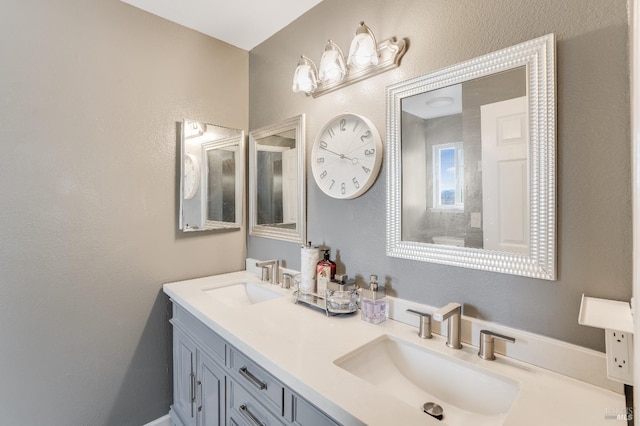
[
  {"xmin": 316, "ymin": 249, "xmax": 336, "ymax": 296},
  {"xmin": 326, "ymin": 274, "xmax": 358, "ymax": 314},
  {"xmin": 360, "ymin": 274, "xmax": 387, "ymax": 324}
]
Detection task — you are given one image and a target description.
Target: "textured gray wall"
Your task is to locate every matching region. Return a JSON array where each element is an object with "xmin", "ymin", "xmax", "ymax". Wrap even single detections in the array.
[
  {"xmin": 249, "ymin": 0, "xmax": 631, "ymax": 351},
  {"xmin": 0, "ymin": 1, "xmax": 248, "ymax": 425}
]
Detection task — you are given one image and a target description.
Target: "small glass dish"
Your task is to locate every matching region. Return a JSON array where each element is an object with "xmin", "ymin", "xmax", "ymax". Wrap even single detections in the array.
[{"xmin": 325, "ymin": 281, "xmax": 358, "ymax": 314}]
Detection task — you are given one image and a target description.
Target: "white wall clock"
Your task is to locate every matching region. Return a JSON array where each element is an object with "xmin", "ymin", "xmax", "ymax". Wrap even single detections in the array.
[
  {"xmin": 183, "ymin": 153, "xmax": 200, "ymax": 200},
  {"xmin": 311, "ymin": 113, "xmax": 383, "ymax": 199}
]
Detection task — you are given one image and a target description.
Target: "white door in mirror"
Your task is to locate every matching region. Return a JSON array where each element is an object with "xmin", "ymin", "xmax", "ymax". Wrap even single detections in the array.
[
  {"xmin": 183, "ymin": 153, "xmax": 200, "ymax": 199},
  {"xmin": 311, "ymin": 113, "xmax": 383, "ymax": 199}
]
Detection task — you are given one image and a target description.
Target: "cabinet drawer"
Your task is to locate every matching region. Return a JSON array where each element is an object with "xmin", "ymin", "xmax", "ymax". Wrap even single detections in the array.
[
  {"xmin": 228, "ymin": 379, "xmax": 284, "ymax": 426},
  {"xmin": 228, "ymin": 347, "xmax": 284, "ymax": 415},
  {"xmin": 171, "ymin": 303, "xmax": 226, "ymax": 364},
  {"xmin": 285, "ymin": 392, "xmax": 340, "ymax": 426}
]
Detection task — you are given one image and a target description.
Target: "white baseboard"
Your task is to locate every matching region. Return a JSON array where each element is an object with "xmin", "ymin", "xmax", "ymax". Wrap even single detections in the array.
[{"xmin": 142, "ymin": 414, "xmax": 171, "ymax": 426}]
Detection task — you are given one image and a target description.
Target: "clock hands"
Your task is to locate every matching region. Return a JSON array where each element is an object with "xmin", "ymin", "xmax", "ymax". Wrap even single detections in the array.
[{"xmin": 320, "ymin": 145, "xmax": 359, "ymax": 164}]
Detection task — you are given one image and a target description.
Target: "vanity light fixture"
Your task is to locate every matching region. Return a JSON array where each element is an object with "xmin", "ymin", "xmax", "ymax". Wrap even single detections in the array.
[
  {"xmin": 292, "ymin": 21, "xmax": 407, "ymax": 98},
  {"xmin": 347, "ymin": 22, "xmax": 379, "ymax": 68},
  {"xmin": 292, "ymin": 55, "xmax": 318, "ymax": 94},
  {"xmin": 318, "ymin": 40, "xmax": 347, "ymax": 84}
]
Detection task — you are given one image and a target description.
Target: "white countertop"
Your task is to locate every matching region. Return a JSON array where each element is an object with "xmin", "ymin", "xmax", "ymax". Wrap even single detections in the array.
[{"xmin": 164, "ymin": 271, "xmax": 626, "ymax": 426}]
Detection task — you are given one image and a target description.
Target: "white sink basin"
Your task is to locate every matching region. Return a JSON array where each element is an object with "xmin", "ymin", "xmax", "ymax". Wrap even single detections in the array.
[
  {"xmin": 203, "ymin": 281, "xmax": 282, "ymax": 306},
  {"xmin": 334, "ymin": 335, "xmax": 520, "ymax": 425}
]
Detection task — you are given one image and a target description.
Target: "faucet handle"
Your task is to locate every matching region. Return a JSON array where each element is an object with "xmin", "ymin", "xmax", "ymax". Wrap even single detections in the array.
[
  {"xmin": 478, "ymin": 330, "xmax": 516, "ymax": 360},
  {"xmin": 282, "ymin": 272, "xmax": 294, "ymax": 289},
  {"xmin": 258, "ymin": 265, "xmax": 270, "ymax": 282},
  {"xmin": 406, "ymin": 309, "xmax": 432, "ymax": 339}
]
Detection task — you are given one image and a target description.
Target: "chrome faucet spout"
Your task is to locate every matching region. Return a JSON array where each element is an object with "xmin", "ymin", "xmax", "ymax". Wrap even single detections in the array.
[
  {"xmin": 256, "ymin": 259, "xmax": 280, "ymax": 285},
  {"xmin": 433, "ymin": 302, "xmax": 462, "ymax": 349}
]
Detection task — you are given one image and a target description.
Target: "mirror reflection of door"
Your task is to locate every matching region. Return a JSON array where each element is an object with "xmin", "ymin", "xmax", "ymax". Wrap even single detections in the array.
[
  {"xmin": 481, "ymin": 97, "xmax": 529, "ymax": 253},
  {"xmin": 206, "ymin": 148, "xmax": 236, "ymax": 223},
  {"xmin": 255, "ymin": 133, "xmax": 297, "ymax": 229},
  {"xmin": 257, "ymin": 149, "xmax": 283, "ymax": 225},
  {"xmin": 282, "ymin": 148, "xmax": 298, "ymax": 224}
]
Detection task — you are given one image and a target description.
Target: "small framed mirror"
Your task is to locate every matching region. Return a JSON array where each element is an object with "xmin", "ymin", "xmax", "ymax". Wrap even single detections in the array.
[
  {"xmin": 179, "ymin": 120, "xmax": 244, "ymax": 232},
  {"xmin": 386, "ymin": 34, "xmax": 556, "ymax": 280},
  {"xmin": 249, "ymin": 115, "xmax": 306, "ymax": 243}
]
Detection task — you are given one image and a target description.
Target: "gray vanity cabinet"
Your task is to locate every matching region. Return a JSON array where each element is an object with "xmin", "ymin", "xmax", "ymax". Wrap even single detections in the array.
[
  {"xmin": 172, "ymin": 328, "xmax": 198, "ymax": 426},
  {"xmin": 169, "ymin": 303, "xmax": 340, "ymax": 426},
  {"xmin": 171, "ymin": 307, "xmax": 226, "ymax": 426},
  {"xmin": 197, "ymin": 349, "xmax": 226, "ymax": 426}
]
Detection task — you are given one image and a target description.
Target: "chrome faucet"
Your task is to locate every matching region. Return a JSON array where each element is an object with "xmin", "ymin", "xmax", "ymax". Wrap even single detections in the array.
[
  {"xmin": 478, "ymin": 330, "xmax": 515, "ymax": 360},
  {"xmin": 255, "ymin": 259, "xmax": 279, "ymax": 285},
  {"xmin": 433, "ymin": 303, "xmax": 462, "ymax": 349},
  {"xmin": 406, "ymin": 309, "xmax": 432, "ymax": 339},
  {"xmin": 281, "ymin": 272, "xmax": 294, "ymax": 289}
]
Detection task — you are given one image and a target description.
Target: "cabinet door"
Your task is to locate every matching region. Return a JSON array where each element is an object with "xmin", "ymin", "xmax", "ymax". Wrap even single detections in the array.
[
  {"xmin": 197, "ymin": 349, "xmax": 226, "ymax": 426},
  {"xmin": 174, "ymin": 328, "xmax": 197, "ymax": 426}
]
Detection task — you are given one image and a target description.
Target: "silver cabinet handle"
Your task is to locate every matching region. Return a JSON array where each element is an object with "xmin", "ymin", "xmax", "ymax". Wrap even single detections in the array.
[
  {"xmin": 239, "ymin": 404, "xmax": 266, "ymax": 426},
  {"xmin": 197, "ymin": 380, "xmax": 202, "ymax": 412},
  {"xmin": 239, "ymin": 366, "xmax": 267, "ymax": 390},
  {"xmin": 189, "ymin": 373, "xmax": 196, "ymax": 402},
  {"xmin": 189, "ymin": 372, "xmax": 196, "ymax": 417}
]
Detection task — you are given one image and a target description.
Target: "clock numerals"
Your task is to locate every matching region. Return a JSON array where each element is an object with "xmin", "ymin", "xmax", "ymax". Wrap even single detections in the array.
[
  {"xmin": 329, "ymin": 179, "xmax": 335, "ymax": 189},
  {"xmin": 340, "ymin": 118, "xmax": 346, "ymax": 131},
  {"xmin": 362, "ymin": 166, "xmax": 371, "ymax": 174},
  {"xmin": 320, "ymin": 170, "xmax": 327, "ymax": 179},
  {"xmin": 317, "ymin": 157, "xmax": 325, "ymax": 164},
  {"xmin": 360, "ymin": 130, "xmax": 371, "ymax": 142},
  {"xmin": 352, "ymin": 177, "xmax": 360, "ymax": 189},
  {"xmin": 364, "ymin": 148, "xmax": 376, "ymax": 156},
  {"xmin": 320, "ymin": 140, "xmax": 328, "ymax": 149},
  {"xmin": 327, "ymin": 127, "xmax": 336, "ymax": 138},
  {"xmin": 341, "ymin": 182, "xmax": 346, "ymax": 195}
]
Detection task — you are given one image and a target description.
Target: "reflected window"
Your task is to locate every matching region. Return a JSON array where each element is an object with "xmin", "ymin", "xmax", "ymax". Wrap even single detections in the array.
[{"xmin": 432, "ymin": 142, "xmax": 464, "ymax": 210}]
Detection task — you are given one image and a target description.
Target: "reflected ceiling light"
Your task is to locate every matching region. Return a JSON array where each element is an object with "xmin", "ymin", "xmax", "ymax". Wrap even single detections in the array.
[
  {"xmin": 426, "ymin": 97, "xmax": 455, "ymax": 108},
  {"xmin": 347, "ymin": 22, "xmax": 379, "ymax": 68},
  {"xmin": 292, "ymin": 21, "xmax": 407, "ymax": 98},
  {"xmin": 292, "ymin": 55, "xmax": 318, "ymax": 94},
  {"xmin": 318, "ymin": 40, "xmax": 346, "ymax": 84}
]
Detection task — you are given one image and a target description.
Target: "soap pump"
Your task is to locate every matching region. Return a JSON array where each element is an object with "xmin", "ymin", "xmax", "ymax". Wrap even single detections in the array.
[
  {"xmin": 316, "ymin": 249, "xmax": 336, "ymax": 295},
  {"xmin": 360, "ymin": 274, "xmax": 387, "ymax": 324}
]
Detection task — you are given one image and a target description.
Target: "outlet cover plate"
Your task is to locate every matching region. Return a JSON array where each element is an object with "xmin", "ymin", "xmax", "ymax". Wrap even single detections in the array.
[{"xmin": 604, "ymin": 329, "xmax": 633, "ymax": 385}]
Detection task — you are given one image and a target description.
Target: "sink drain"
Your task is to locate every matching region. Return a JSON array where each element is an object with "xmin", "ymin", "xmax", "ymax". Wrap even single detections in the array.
[{"xmin": 423, "ymin": 402, "xmax": 444, "ymax": 421}]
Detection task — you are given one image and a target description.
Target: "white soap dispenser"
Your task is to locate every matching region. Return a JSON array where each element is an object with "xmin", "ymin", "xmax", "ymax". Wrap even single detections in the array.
[{"xmin": 360, "ymin": 274, "xmax": 387, "ymax": 324}]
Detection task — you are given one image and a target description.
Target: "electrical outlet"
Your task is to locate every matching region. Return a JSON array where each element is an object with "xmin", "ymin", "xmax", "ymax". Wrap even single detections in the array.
[{"xmin": 605, "ymin": 329, "xmax": 633, "ymax": 385}]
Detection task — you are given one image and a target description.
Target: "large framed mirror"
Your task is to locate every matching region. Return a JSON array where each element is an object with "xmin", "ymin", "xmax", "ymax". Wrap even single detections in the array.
[
  {"xmin": 249, "ymin": 115, "xmax": 306, "ymax": 243},
  {"xmin": 386, "ymin": 34, "xmax": 556, "ymax": 280},
  {"xmin": 179, "ymin": 120, "xmax": 244, "ymax": 232}
]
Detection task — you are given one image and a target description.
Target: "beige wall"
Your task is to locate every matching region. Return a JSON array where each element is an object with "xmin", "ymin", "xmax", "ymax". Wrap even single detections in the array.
[
  {"xmin": 249, "ymin": 0, "xmax": 631, "ymax": 351},
  {"xmin": 0, "ymin": 1, "xmax": 248, "ymax": 424}
]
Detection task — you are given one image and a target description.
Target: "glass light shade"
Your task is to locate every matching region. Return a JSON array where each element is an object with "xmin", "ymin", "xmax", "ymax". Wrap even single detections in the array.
[
  {"xmin": 292, "ymin": 56, "xmax": 318, "ymax": 93},
  {"xmin": 318, "ymin": 40, "xmax": 346, "ymax": 84},
  {"xmin": 347, "ymin": 22, "xmax": 379, "ymax": 68}
]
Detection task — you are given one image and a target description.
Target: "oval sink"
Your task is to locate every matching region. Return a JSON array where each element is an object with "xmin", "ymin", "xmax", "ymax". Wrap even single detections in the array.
[
  {"xmin": 334, "ymin": 335, "xmax": 520, "ymax": 425},
  {"xmin": 203, "ymin": 281, "xmax": 282, "ymax": 306}
]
